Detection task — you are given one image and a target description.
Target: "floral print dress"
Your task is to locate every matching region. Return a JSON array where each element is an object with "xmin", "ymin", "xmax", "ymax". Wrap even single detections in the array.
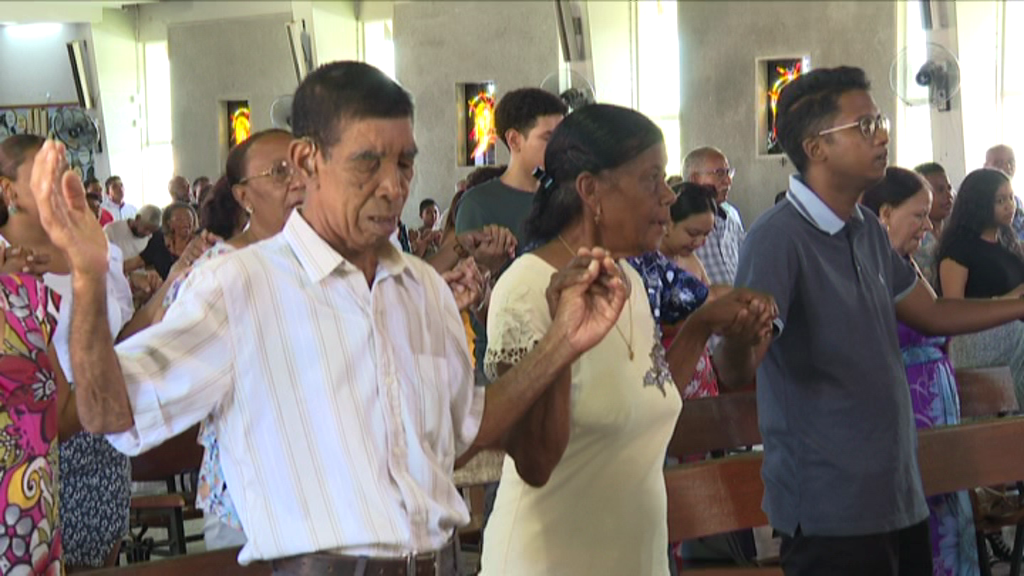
[
  {"xmin": 0, "ymin": 274, "xmax": 62, "ymax": 576},
  {"xmin": 628, "ymin": 252, "xmax": 717, "ymax": 399},
  {"xmin": 899, "ymin": 323, "xmax": 980, "ymax": 576}
]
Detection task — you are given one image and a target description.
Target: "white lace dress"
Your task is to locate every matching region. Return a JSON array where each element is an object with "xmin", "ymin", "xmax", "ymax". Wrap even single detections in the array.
[{"xmin": 480, "ymin": 254, "xmax": 681, "ymax": 576}]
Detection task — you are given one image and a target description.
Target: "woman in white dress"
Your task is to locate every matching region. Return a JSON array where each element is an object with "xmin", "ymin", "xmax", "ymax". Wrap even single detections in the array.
[{"xmin": 480, "ymin": 104, "xmax": 776, "ymax": 575}]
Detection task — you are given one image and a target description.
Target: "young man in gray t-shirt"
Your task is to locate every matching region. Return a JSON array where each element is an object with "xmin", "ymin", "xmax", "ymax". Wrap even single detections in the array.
[
  {"xmin": 455, "ymin": 88, "xmax": 567, "ymax": 383},
  {"xmin": 717, "ymin": 66, "xmax": 1024, "ymax": 575}
]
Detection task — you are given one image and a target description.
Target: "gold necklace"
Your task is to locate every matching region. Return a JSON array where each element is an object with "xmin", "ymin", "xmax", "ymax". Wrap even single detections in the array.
[{"xmin": 556, "ymin": 235, "xmax": 635, "ymax": 361}]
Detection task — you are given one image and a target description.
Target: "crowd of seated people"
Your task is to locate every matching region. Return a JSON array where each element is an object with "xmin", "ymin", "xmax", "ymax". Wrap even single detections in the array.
[{"xmin": 4, "ymin": 58, "xmax": 1024, "ymax": 576}]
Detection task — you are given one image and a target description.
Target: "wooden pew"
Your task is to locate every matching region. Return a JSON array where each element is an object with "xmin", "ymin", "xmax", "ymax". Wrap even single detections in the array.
[
  {"xmin": 92, "ymin": 547, "xmax": 268, "ymax": 576},
  {"xmin": 955, "ymin": 366, "xmax": 1018, "ymax": 419},
  {"xmin": 668, "ymin": 390, "xmax": 761, "ymax": 458},
  {"xmin": 94, "ymin": 385, "xmax": 1023, "ymax": 575},
  {"xmin": 666, "ymin": 416, "xmax": 1024, "ymax": 574}
]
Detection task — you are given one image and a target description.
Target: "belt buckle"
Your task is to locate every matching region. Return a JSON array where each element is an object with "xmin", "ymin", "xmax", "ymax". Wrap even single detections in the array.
[
  {"xmin": 405, "ymin": 550, "xmax": 417, "ymax": 576},
  {"xmin": 404, "ymin": 548, "xmax": 443, "ymax": 576}
]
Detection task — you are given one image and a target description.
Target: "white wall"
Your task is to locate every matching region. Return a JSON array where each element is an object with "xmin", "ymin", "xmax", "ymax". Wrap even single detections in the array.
[
  {"xmin": 588, "ymin": 1, "xmax": 636, "ymax": 109},
  {"xmin": 955, "ymin": 0, "xmax": 1001, "ymax": 173},
  {"xmin": 89, "ymin": 7, "xmax": 145, "ymax": 206},
  {"xmin": 1, "ymin": 2, "xmax": 107, "ymax": 24},
  {"xmin": 137, "ymin": 1, "xmax": 295, "ymax": 43},
  {"xmin": 678, "ymin": 1, "xmax": 898, "ymax": 223},
  {"xmin": 167, "ymin": 13, "xmax": 297, "ymax": 183},
  {"xmin": 393, "ymin": 1, "xmax": 559, "ymax": 222},
  {"xmin": 311, "ymin": 1, "xmax": 359, "ymax": 64},
  {"xmin": 0, "ymin": 23, "xmax": 88, "ymax": 107}
]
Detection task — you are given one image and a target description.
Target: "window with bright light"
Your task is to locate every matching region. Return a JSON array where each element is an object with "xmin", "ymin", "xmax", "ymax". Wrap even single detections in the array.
[
  {"xmin": 999, "ymin": 0, "xmax": 1024, "ymax": 164},
  {"xmin": 142, "ymin": 41, "xmax": 173, "ymax": 206},
  {"xmin": 363, "ymin": 20, "xmax": 395, "ymax": 81},
  {"xmin": 636, "ymin": 0, "xmax": 681, "ymax": 178},
  {"xmin": 895, "ymin": 0, "xmax": 934, "ymax": 169}
]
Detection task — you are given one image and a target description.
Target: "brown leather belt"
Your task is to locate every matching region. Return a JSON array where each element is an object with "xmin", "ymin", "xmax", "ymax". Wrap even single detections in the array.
[{"xmin": 270, "ymin": 540, "xmax": 457, "ymax": 576}]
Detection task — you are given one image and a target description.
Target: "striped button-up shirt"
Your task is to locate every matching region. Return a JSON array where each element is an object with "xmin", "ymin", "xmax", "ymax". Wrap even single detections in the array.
[
  {"xmin": 108, "ymin": 211, "xmax": 485, "ymax": 564},
  {"xmin": 694, "ymin": 201, "xmax": 746, "ymax": 286}
]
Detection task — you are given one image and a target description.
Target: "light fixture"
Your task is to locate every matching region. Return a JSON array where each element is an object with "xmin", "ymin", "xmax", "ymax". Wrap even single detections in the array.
[{"xmin": 3, "ymin": 23, "xmax": 62, "ymax": 40}]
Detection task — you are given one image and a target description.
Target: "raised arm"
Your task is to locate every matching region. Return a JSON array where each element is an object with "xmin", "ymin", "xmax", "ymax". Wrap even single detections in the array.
[
  {"xmin": 31, "ymin": 141, "xmax": 232, "ymax": 448},
  {"xmin": 31, "ymin": 141, "xmax": 134, "ymax": 433},
  {"xmin": 896, "ymin": 276, "xmax": 1024, "ymax": 335}
]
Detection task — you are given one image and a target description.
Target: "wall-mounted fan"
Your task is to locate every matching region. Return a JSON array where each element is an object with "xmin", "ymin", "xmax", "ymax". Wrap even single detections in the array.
[
  {"xmin": 50, "ymin": 107, "xmax": 100, "ymax": 179},
  {"xmin": 540, "ymin": 70, "xmax": 596, "ymax": 112},
  {"xmin": 270, "ymin": 95, "xmax": 293, "ymax": 130},
  {"xmin": 890, "ymin": 42, "xmax": 961, "ymax": 112}
]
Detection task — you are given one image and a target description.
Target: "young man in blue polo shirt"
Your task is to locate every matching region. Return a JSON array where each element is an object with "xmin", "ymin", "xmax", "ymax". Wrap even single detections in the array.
[{"xmin": 717, "ymin": 66, "xmax": 1024, "ymax": 575}]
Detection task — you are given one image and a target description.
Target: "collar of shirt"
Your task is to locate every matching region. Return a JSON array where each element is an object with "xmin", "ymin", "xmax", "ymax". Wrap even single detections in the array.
[
  {"xmin": 785, "ymin": 174, "xmax": 864, "ymax": 237},
  {"xmin": 282, "ymin": 210, "xmax": 414, "ymax": 285}
]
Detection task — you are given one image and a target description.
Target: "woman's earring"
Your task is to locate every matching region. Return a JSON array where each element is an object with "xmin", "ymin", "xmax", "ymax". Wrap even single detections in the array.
[
  {"xmin": 244, "ymin": 205, "xmax": 254, "ymax": 215},
  {"xmin": 595, "ymin": 205, "xmax": 602, "ymax": 225},
  {"xmin": 7, "ymin": 193, "xmax": 19, "ymax": 215}
]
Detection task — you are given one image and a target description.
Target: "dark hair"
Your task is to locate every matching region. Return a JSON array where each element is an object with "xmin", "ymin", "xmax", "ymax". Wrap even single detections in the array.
[
  {"xmin": 203, "ymin": 128, "xmax": 293, "ymax": 238},
  {"xmin": 83, "ymin": 176, "xmax": 100, "ymax": 188},
  {"xmin": 419, "ymin": 198, "xmax": 438, "ymax": 214},
  {"xmin": 861, "ymin": 167, "xmax": 928, "ymax": 216},
  {"xmin": 0, "ymin": 135, "xmax": 45, "ymax": 227},
  {"xmin": 465, "ymin": 165, "xmax": 506, "ymax": 190},
  {"xmin": 443, "ymin": 189, "xmax": 466, "ymax": 234},
  {"xmin": 0, "ymin": 134, "xmax": 44, "ymax": 181},
  {"xmin": 524, "ymin": 104, "xmax": 663, "ymax": 245},
  {"xmin": 774, "ymin": 190, "xmax": 788, "ymax": 205},
  {"xmin": 938, "ymin": 168, "xmax": 1020, "ymax": 263},
  {"xmin": 192, "ymin": 176, "xmax": 210, "ymax": 188},
  {"xmin": 200, "ymin": 176, "xmax": 245, "ymax": 238},
  {"xmin": 292, "ymin": 61, "xmax": 414, "ymax": 157},
  {"xmin": 226, "ymin": 129, "xmax": 291, "ymax": 188},
  {"xmin": 913, "ymin": 162, "xmax": 946, "ymax": 178},
  {"xmin": 162, "ymin": 202, "xmax": 197, "ymax": 235},
  {"xmin": 495, "ymin": 88, "xmax": 568, "ymax": 149},
  {"xmin": 104, "ymin": 175, "xmax": 121, "ymax": 192},
  {"xmin": 670, "ymin": 182, "xmax": 716, "ymax": 223},
  {"xmin": 776, "ymin": 66, "xmax": 871, "ymax": 173}
]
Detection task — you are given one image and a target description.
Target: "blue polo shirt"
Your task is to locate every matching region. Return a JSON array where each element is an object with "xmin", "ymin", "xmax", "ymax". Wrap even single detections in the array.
[{"xmin": 736, "ymin": 175, "xmax": 928, "ymax": 537}]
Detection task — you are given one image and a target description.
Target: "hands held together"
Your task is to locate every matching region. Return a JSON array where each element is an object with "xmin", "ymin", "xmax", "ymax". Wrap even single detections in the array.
[{"xmin": 544, "ymin": 247, "xmax": 777, "ymax": 360}]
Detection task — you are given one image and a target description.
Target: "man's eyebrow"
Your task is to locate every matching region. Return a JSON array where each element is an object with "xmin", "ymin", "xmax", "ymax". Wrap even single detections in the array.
[{"xmin": 349, "ymin": 150, "xmax": 384, "ymax": 162}]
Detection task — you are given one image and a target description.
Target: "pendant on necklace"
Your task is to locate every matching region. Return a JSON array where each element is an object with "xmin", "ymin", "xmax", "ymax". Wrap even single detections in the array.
[{"xmin": 628, "ymin": 348, "xmax": 634, "ymax": 361}]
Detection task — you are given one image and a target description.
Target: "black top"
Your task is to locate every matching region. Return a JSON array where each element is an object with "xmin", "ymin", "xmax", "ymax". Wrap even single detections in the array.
[
  {"xmin": 140, "ymin": 230, "xmax": 178, "ymax": 280},
  {"xmin": 940, "ymin": 235, "xmax": 1024, "ymax": 298}
]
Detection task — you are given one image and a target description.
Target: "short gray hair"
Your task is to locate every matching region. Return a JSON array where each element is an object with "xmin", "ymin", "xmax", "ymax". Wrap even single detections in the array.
[
  {"xmin": 683, "ymin": 146, "xmax": 727, "ymax": 181},
  {"xmin": 136, "ymin": 205, "xmax": 162, "ymax": 228}
]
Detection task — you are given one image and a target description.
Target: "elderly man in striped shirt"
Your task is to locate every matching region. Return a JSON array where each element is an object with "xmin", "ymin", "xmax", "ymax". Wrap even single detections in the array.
[{"xmin": 30, "ymin": 61, "xmax": 632, "ymax": 576}]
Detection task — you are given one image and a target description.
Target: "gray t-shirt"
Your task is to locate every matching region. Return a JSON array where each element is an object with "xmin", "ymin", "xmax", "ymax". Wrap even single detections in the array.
[
  {"xmin": 735, "ymin": 175, "xmax": 928, "ymax": 537},
  {"xmin": 454, "ymin": 177, "xmax": 535, "ymax": 248},
  {"xmin": 455, "ymin": 177, "xmax": 535, "ymax": 384}
]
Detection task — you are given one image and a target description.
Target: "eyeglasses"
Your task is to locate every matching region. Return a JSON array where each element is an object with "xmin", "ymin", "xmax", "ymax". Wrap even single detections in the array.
[
  {"xmin": 239, "ymin": 161, "xmax": 295, "ymax": 186},
  {"xmin": 701, "ymin": 167, "xmax": 736, "ymax": 180},
  {"xmin": 818, "ymin": 114, "xmax": 890, "ymax": 139}
]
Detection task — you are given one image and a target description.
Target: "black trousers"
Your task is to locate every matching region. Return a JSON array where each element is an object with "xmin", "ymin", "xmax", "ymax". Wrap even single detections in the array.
[{"xmin": 779, "ymin": 521, "xmax": 933, "ymax": 576}]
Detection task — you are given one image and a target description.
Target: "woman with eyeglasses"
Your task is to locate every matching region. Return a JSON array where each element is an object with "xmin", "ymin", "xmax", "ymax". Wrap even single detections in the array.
[
  {"xmin": 862, "ymin": 167, "xmax": 980, "ymax": 576},
  {"xmin": 937, "ymin": 168, "xmax": 1024, "ymax": 407},
  {"xmin": 479, "ymin": 104, "xmax": 776, "ymax": 575},
  {"xmin": 121, "ymin": 128, "xmax": 306, "ymax": 550}
]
